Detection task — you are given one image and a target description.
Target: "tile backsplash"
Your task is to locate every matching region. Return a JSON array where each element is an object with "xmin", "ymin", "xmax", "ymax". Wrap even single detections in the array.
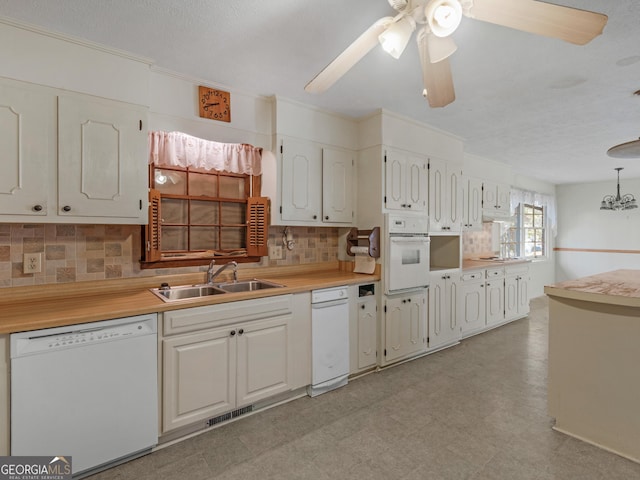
[
  {"xmin": 0, "ymin": 224, "xmax": 340, "ymax": 288},
  {"xmin": 462, "ymin": 223, "xmax": 496, "ymax": 258}
]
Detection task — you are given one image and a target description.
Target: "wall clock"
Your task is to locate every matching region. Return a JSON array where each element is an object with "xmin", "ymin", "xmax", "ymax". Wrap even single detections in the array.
[{"xmin": 198, "ymin": 86, "xmax": 231, "ymax": 122}]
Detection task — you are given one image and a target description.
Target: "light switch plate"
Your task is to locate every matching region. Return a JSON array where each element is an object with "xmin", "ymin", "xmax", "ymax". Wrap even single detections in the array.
[{"xmin": 269, "ymin": 245, "xmax": 283, "ymax": 260}]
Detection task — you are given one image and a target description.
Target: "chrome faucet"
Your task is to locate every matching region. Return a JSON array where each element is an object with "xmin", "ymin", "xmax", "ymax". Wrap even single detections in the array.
[{"xmin": 207, "ymin": 260, "xmax": 238, "ymax": 284}]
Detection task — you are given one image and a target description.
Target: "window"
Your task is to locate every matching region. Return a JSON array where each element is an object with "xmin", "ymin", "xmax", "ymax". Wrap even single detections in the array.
[
  {"xmin": 141, "ymin": 164, "xmax": 268, "ymax": 268},
  {"xmin": 502, "ymin": 203, "xmax": 546, "ymax": 259}
]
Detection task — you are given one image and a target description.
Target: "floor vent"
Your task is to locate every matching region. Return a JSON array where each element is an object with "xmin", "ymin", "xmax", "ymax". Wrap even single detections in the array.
[{"xmin": 206, "ymin": 405, "xmax": 254, "ymax": 427}]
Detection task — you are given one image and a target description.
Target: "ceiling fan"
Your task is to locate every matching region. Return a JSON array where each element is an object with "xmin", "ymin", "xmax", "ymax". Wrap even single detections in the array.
[{"xmin": 304, "ymin": 0, "xmax": 608, "ymax": 108}]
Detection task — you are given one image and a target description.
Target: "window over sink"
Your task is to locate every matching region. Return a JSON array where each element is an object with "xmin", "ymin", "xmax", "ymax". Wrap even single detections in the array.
[{"xmin": 501, "ymin": 203, "xmax": 547, "ymax": 260}]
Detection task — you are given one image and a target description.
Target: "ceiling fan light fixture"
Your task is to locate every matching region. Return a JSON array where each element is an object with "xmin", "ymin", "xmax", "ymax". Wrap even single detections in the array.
[
  {"xmin": 426, "ymin": 0, "xmax": 462, "ymax": 38},
  {"xmin": 379, "ymin": 15, "xmax": 416, "ymax": 59},
  {"xmin": 606, "ymin": 137, "xmax": 640, "ymax": 158},
  {"xmin": 600, "ymin": 167, "xmax": 638, "ymax": 211}
]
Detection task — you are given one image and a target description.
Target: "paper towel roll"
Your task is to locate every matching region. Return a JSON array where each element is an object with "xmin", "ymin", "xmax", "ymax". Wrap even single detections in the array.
[{"xmin": 351, "ymin": 246, "xmax": 375, "ymax": 274}]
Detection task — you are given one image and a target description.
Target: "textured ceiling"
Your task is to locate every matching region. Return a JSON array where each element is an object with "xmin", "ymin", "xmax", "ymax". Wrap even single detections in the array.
[{"xmin": 1, "ymin": 0, "xmax": 639, "ymax": 185}]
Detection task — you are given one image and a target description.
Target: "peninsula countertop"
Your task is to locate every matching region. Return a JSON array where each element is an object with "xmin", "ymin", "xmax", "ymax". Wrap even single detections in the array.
[{"xmin": 544, "ymin": 269, "xmax": 640, "ymax": 307}]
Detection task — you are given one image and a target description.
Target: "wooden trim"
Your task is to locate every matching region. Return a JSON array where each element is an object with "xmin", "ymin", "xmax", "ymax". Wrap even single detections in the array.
[{"xmin": 554, "ymin": 247, "xmax": 640, "ymax": 254}]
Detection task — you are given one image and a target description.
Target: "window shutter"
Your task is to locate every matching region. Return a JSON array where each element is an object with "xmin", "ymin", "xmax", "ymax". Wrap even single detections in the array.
[
  {"xmin": 145, "ymin": 189, "xmax": 162, "ymax": 262},
  {"xmin": 246, "ymin": 196, "xmax": 269, "ymax": 257}
]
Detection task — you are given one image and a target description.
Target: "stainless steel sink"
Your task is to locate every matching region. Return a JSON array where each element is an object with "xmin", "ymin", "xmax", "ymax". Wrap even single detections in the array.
[
  {"xmin": 215, "ymin": 278, "xmax": 285, "ymax": 293},
  {"xmin": 150, "ymin": 284, "xmax": 227, "ymax": 302}
]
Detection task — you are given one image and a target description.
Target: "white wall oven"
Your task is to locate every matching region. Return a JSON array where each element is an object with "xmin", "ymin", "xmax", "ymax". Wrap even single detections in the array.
[{"xmin": 385, "ymin": 213, "xmax": 430, "ymax": 294}]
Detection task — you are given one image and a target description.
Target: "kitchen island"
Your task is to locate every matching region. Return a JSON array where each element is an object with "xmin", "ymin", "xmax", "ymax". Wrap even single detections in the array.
[{"xmin": 545, "ymin": 269, "xmax": 640, "ymax": 464}]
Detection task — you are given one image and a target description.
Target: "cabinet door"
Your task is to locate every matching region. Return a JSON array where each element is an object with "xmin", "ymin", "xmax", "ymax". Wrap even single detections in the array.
[
  {"xmin": 482, "ymin": 181, "xmax": 498, "ymax": 210},
  {"xmin": 322, "ymin": 147, "xmax": 353, "ymax": 223},
  {"xmin": 428, "ymin": 158, "xmax": 447, "ymax": 230},
  {"xmin": 464, "ymin": 178, "xmax": 483, "ymax": 231},
  {"xmin": 504, "ymin": 276, "xmax": 519, "ymax": 321},
  {"xmin": 459, "ymin": 281, "xmax": 486, "ymax": 336},
  {"xmin": 281, "ymin": 138, "xmax": 322, "ymax": 222},
  {"xmin": 357, "ymin": 298, "xmax": 377, "ymax": 370},
  {"xmin": 485, "ymin": 279, "xmax": 505, "ymax": 326},
  {"xmin": 384, "ymin": 291, "xmax": 426, "ymax": 363},
  {"xmin": 162, "ymin": 327, "xmax": 236, "ymax": 432},
  {"xmin": 405, "ymin": 154, "xmax": 428, "ymax": 212},
  {"xmin": 57, "ymin": 95, "xmax": 147, "ymax": 222},
  {"xmin": 236, "ymin": 316, "xmax": 291, "ymax": 407},
  {"xmin": 447, "ymin": 166, "xmax": 463, "ymax": 232},
  {"xmin": 385, "ymin": 148, "xmax": 427, "ymax": 212},
  {"xmin": 429, "ymin": 273, "xmax": 460, "ymax": 349},
  {"xmin": 0, "ymin": 80, "xmax": 54, "ymax": 217},
  {"xmin": 496, "ymin": 185, "xmax": 511, "ymax": 212},
  {"xmin": 517, "ymin": 275, "xmax": 530, "ymax": 316}
]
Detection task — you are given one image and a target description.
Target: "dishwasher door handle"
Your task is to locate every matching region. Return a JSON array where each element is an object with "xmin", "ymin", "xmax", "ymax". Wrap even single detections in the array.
[{"xmin": 312, "ymin": 299, "xmax": 349, "ymax": 309}]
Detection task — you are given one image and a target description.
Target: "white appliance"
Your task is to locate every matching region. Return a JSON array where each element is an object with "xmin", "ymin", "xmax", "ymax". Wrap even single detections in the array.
[
  {"xmin": 308, "ymin": 286, "xmax": 350, "ymax": 397},
  {"xmin": 385, "ymin": 213, "xmax": 431, "ymax": 294},
  {"xmin": 11, "ymin": 314, "xmax": 158, "ymax": 477}
]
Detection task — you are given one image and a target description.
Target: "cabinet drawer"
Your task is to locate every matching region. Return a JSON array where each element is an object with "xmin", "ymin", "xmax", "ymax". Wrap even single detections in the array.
[
  {"xmin": 461, "ymin": 271, "xmax": 483, "ymax": 282},
  {"xmin": 485, "ymin": 268, "xmax": 505, "ymax": 279},
  {"xmin": 504, "ymin": 264, "xmax": 530, "ymax": 276},
  {"xmin": 163, "ymin": 294, "xmax": 293, "ymax": 336}
]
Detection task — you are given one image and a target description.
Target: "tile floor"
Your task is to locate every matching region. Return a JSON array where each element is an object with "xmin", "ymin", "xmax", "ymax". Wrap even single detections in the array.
[{"xmin": 89, "ymin": 296, "xmax": 640, "ymax": 479}]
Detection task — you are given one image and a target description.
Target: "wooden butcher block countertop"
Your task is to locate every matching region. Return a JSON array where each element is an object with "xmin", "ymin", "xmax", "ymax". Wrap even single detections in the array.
[{"xmin": 0, "ymin": 262, "xmax": 380, "ymax": 334}]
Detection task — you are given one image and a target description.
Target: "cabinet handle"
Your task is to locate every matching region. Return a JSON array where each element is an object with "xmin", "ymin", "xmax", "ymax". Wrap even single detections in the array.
[
  {"xmin": 32, "ymin": 205, "xmax": 43, "ymax": 212},
  {"xmin": 480, "ymin": 284, "xmax": 485, "ymax": 287},
  {"xmin": 361, "ymin": 304, "xmax": 366, "ymax": 309},
  {"xmin": 407, "ymin": 204, "xmax": 412, "ymax": 208},
  {"xmin": 230, "ymin": 330, "xmax": 236, "ymax": 336},
  {"xmin": 325, "ymin": 216, "xmax": 329, "ymax": 220},
  {"xmin": 312, "ymin": 215, "xmax": 317, "ymax": 219},
  {"xmin": 238, "ymin": 328, "xmax": 244, "ymax": 335},
  {"xmin": 62, "ymin": 205, "xmax": 71, "ymax": 212}
]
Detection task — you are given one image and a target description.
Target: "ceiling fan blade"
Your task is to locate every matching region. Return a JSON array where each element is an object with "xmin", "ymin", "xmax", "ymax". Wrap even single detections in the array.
[
  {"xmin": 417, "ymin": 29, "xmax": 455, "ymax": 108},
  {"xmin": 467, "ymin": 0, "xmax": 607, "ymax": 45},
  {"xmin": 305, "ymin": 17, "xmax": 393, "ymax": 94}
]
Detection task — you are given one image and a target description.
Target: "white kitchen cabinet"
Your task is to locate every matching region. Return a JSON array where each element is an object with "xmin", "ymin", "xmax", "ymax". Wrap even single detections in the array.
[
  {"xmin": 428, "ymin": 157, "xmax": 462, "ymax": 233},
  {"xmin": 428, "ymin": 270, "xmax": 461, "ymax": 350},
  {"xmin": 57, "ymin": 94, "xmax": 148, "ymax": 221},
  {"xmin": 161, "ymin": 295, "xmax": 294, "ymax": 433},
  {"xmin": 482, "ymin": 181, "xmax": 511, "ymax": 217},
  {"xmin": 279, "ymin": 137, "xmax": 354, "ymax": 225},
  {"xmin": 458, "ymin": 271, "xmax": 486, "ymax": 337},
  {"xmin": 381, "ymin": 289, "xmax": 427, "ymax": 366},
  {"xmin": 385, "ymin": 147, "xmax": 428, "ymax": 212},
  {"xmin": 461, "ymin": 176, "xmax": 483, "ymax": 232},
  {"xmin": 0, "ymin": 79, "xmax": 54, "ymax": 218},
  {"xmin": 485, "ymin": 267, "xmax": 505, "ymax": 327},
  {"xmin": 349, "ymin": 283, "xmax": 378, "ymax": 374},
  {"xmin": 505, "ymin": 265, "xmax": 530, "ymax": 321},
  {"xmin": 0, "ymin": 77, "xmax": 148, "ymax": 224}
]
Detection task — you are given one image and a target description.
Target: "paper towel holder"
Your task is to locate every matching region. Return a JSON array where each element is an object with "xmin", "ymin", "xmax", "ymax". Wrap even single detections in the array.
[{"xmin": 346, "ymin": 227, "xmax": 380, "ymax": 258}]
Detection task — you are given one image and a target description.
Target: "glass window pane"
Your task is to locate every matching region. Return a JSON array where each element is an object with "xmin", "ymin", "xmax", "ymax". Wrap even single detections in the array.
[
  {"xmin": 219, "ymin": 176, "xmax": 245, "ymax": 199},
  {"xmin": 534, "ymin": 229, "xmax": 544, "ymax": 242},
  {"xmin": 155, "ymin": 169, "xmax": 186, "ymax": 195},
  {"xmin": 161, "ymin": 198, "xmax": 188, "ymax": 224},
  {"xmin": 162, "ymin": 226, "xmax": 187, "ymax": 251},
  {"xmin": 190, "ymin": 172, "xmax": 217, "ymax": 197},
  {"xmin": 221, "ymin": 202, "xmax": 245, "ymax": 224},
  {"xmin": 220, "ymin": 227, "xmax": 245, "ymax": 249},
  {"xmin": 534, "ymin": 212, "xmax": 543, "ymax": 228},
  {"xmin": 191, "ymin": 200, "xmax": 219, "ymax": 224},
  {"xmin": 190, "ymin": 226, "xmax": 219, "ymax": 250}
]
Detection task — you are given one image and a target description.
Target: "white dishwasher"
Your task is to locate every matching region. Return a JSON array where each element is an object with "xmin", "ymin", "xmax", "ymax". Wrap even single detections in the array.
[
  {"xmin": 308, "ymin": 286, "xmax": 350, "ymax": 397},
  {"xmin": 11, "ymin": 314, "xmax": 158, "ymax": 477}
]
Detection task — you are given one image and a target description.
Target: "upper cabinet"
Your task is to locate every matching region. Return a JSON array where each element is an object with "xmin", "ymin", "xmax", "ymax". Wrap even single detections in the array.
[
  {"xmin": 462, "ymin": 177, "xmax": 483, "ymax": 232},
  {"xmin": 482, "ymin": 180, "xmax": 511, "ymax": 218},
  {"xmin": 428, "ymin": 157, "xmax": 462, "ymax": 233},
  {"xmin": 385, "ymin": 148, "xmax": 428, "ymax": 212},
  {"xmin": 0, "ymin": 77, "xmax": 148, "ymax": 224},
  {"xmin": 277, "ymin": 137, "xmax": 354, "ymax": 226}
]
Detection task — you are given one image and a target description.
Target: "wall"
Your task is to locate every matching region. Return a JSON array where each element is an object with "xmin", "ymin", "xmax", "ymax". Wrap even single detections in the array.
[{"xmin": 555, "ymin": 177, "xmax": 640, "ymax": 282}]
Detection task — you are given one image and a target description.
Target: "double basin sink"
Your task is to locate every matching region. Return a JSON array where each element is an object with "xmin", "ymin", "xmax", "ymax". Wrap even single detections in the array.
[{"xmin": 150, "ymin": 279, "xmax": 285, "ymax": 302}]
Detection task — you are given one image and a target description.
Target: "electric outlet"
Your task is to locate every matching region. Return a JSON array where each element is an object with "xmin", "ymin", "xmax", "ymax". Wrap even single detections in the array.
[
  {"xmin": 23, "ymin": 253, "xmax": 42, "ymax": 274},
  {"xmin": 269, "ymin": 245, "xmax": 283, "ymax": 260}
]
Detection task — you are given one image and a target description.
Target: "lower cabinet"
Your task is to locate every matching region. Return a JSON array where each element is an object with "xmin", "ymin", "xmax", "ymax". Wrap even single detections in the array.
[
  {"xmin": 381, "ymin": 289, "xmax": 427, "ymax": 366},
  {"xmin": 349, "ymin": 283, "xmax": 378, "ymax": 375},
  {"xmin": 161, "ymin": 295, "xmax": 298, "ymax": 433},
  {"xmin": 485, "ymin": 268, "xmax": 505, "ymax": 327},
  {"xmin": 428, "ymin": 270, "xmax": 461, "ymax": 350},
  {"xmin": 505, "ymin": 265, "xmax": 530, "ymax": 321},
  {"xmin": 459, "ymin": 271, "xmax": 486, "ymax": 338}
]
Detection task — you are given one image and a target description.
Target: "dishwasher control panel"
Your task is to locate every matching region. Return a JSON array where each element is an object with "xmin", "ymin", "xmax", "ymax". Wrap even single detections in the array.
[
  {"xmin": 11, "ymin": 314, "xmax": 157, "ymax": 357},
  {"xmin": 311, "ymin": 286, "xmax": 349, "ymax": 304}
]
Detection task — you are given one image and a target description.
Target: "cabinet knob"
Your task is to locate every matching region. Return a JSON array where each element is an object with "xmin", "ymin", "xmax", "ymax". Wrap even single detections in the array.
[
  {"xmin": 32, "ymin": 205, "xmax": 43, "ymax": 212},
  {"xmin": 238, "ymin": 328, "xmax": 244, "ymax": 335},
  {"xmin": 312, "ymin": 215, "xmax": 317, "ymax": 219},
  {"xmin": 480, "ymin": 284, "xmax": 485, "ymax": 287},
  {"xmin": 62, "ymin": 205, "xmax": 71, "ymax": 212},
  {"xmin": 407, "ymin": 204, "xmax": 412, "ymax": 208},
  {"xmin": 230, "ymin": 330, "xmax": 236, "ymax": 336},
  {"xmin": 361, "ymin": 304, "xmax": 366, "ymax": 309},
  {"xmin": 325, "ymin": 216, "xmax": 329, "ymax": 220}
]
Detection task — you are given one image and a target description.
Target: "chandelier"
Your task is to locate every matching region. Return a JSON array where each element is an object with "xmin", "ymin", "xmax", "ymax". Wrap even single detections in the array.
[{"xmin": 600, "ymin": 167, "xmax": 637, "ymax": 211}]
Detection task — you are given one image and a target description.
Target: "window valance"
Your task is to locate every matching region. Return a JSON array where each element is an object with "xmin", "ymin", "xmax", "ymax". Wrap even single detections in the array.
[{"xmin": 148, "ymin": 131, "xmax": 262, "ymax": 175}]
